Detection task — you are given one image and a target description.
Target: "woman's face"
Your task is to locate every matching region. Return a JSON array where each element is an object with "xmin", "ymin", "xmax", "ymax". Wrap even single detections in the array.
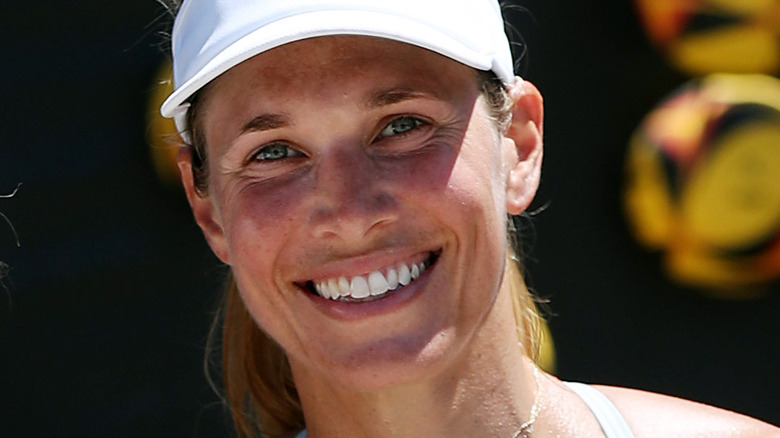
[{"xmin": 183, "ymin": 36, "xmax": 538, "ymax": 390}]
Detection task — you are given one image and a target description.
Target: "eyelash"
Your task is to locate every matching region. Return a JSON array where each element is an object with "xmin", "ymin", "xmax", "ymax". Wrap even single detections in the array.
[
  {"xmin": 376, "ymin": 115, "xmax": 426, "ymax": 140},
  {"xmin": 247, "ymin": 115, "xmax": 428, "ymax": 163},
  {"xmin": 249, "ymin": 142, "xmax": 304, "ymax": 163}
]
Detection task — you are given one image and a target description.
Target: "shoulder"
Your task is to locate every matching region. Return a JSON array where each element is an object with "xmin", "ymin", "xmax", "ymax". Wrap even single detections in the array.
[{"xmin": 594, "ymin": 385, "xmax": 780, "ymax": 438}]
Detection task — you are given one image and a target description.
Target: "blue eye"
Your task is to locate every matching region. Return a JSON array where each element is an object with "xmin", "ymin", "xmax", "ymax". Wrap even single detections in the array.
[
  {"xmin": 379, "ymin": 116, "xmax": 423, "ymax": 138},
  {"xmin": 253, "ymin": 143, "xmax": 303, "ymax": 161}
]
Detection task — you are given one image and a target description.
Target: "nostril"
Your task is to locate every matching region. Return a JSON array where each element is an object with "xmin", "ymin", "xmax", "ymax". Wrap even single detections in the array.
[{"xmin": 308, "ymin": 189, "xmax": 400, "ymax": 242}]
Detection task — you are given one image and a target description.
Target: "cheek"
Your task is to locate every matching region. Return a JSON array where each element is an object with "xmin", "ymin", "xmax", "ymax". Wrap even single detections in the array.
[
  {"xmin": 217, "ymin": 182, "xmax": 303, "ymax": 273},
  {"xmin": 216, "ymin": 186, "xmax": 305, "ymax": 334},
  {"xmin": 389, "ymin": 134, "xmax": 504, "ymax": 207},
  {"xmin": 446, "ymin": 135, "xmax": 510, "ymax": 292},
  {"xmin": 445, "ymin": 131, "xmax": 508, "ymax": 219}
]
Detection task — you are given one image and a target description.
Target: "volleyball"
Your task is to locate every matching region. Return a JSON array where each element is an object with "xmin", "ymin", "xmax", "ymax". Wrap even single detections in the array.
[
  {"xmin": 624, "ymin": 74, "xmax": 780, "ymax": 294},
  {"xmin": 633, "ymin": 0, "xmax": 780, "ymax": 75}
]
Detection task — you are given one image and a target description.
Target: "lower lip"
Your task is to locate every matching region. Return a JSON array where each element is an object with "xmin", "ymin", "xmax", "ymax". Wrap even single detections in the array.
[{"xmin": 304, "ymin": 262, "xmax": 435, "ymax": 321}]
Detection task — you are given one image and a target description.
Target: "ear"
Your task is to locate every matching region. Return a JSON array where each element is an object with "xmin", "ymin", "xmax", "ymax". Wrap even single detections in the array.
[
  {"xmin": 177, "ymin": 147, "xmax": 231, "ymax": 264},
  {"xmin": 504, "ymin": 79, "xmax": 544, "ymax": 215}
]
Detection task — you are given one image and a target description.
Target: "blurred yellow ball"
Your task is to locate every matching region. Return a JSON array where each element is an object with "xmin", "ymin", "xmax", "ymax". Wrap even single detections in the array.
[
  {"xmin": 146, "ymin": 60, "xmax": 183, "ymax": 190},
  {"xmin": 625, "ymin": 74, "xmax": 780, "ymax": 295},
  {"xmin": 634, "ymin": 0, "xmax": 780, "ymax": 75}
]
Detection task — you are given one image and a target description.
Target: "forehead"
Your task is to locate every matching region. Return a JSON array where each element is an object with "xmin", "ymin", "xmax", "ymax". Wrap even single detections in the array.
[{"xmin": 201, "ymin": 35, "xmax": 478, "ymax": 109}]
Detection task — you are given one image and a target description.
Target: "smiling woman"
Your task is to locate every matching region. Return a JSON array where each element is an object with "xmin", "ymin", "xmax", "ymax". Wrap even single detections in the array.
[
  {"xmin": 158, "ymin": 1, "xmax": 780, "ymax": 438},
  {"xmin": 181, "ymin": 34, "xmax": 544, "ymax": 436}
]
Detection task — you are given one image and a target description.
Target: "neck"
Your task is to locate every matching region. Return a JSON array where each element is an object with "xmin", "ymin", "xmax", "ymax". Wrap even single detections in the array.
[{"xmin": 290, "ymin": 289, "xmax": 539, "ymax": 438}]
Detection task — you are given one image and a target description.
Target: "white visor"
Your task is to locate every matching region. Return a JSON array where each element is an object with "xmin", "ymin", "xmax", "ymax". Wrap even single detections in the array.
[{"xmin": 160, "ymin": 0, "xmax": 518, "ymax": 141}]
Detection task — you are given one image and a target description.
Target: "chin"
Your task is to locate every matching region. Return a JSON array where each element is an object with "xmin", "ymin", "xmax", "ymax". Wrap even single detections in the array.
[{"xmin": 294, "ymin": 326, "xmax": 461, "ymax": 392}]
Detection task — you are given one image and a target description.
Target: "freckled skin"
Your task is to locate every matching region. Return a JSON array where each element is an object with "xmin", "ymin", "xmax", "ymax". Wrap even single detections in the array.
[{"xmin": 190, "ymin": 36, "xmax": 519, "ymax": 393}]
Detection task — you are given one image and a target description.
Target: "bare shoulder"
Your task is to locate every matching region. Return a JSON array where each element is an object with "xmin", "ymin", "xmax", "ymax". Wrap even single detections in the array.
[{"xmin": 594, "ymin": 385, "xmax": 780, "ymax": 438}]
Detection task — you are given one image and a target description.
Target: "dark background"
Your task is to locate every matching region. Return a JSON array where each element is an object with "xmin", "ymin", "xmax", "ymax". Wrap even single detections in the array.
[{"xmin": 1, "ymin": 1, "xmax": 778, "ymax": 436}]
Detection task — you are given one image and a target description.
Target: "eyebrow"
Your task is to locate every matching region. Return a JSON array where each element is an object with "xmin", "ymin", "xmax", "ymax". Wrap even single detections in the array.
[
  {"xmin": 364, "ymin": 89, "xmax": 434, "ymax": 109},
  {"xmin": 237, "ymin": 89, "xmax": 436, "ymax": 134},
  {"xmin": 240, "ymin": 113, "xmax": 290, "ymax": 134}
]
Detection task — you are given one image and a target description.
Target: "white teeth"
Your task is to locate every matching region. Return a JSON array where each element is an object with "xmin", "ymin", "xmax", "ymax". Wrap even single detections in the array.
[
  {"xmin": 350, "ymin": 276, "xmax": 370, "ymax": 299},
  {"xmin": 398, "ymin": 264, "xmax": 411, "ymax": 286},
  {"xmin": 410, "ymin": 263, "xmax": 420, "ymax": 280},
  {"xmin": 368, "ymin": 271, "xmax": 389, "ymax": 296},
  {"xmin": 312, "ymin": 256, "xmax": 433, "ymax": 301},
  {"xmin": 319, "ymin": 281, "xmax": 330, "ymax": 299},
  {"xmin": 386, "ymin": 268, "xmax": 399, "ymax": 290},
  {"xmin": 338, "ymin": 277, "xmax": 350, "ymax": 297}
]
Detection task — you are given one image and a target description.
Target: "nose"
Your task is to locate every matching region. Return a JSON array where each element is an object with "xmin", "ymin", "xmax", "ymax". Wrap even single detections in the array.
[{"xmin": 306, "ymin": 147, "xmax": 399, "ymax": 242}]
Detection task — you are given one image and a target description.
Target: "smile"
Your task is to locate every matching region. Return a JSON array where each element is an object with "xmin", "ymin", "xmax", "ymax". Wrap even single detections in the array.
[{"xmin": 310, "ymin": 251, "xmax": 439, "ymax": 302}]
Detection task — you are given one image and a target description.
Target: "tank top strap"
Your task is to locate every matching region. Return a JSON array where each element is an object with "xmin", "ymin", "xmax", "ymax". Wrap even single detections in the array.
[{"xmin": 564, "ymin": 382, "xmax": 636, "ymax": 438}]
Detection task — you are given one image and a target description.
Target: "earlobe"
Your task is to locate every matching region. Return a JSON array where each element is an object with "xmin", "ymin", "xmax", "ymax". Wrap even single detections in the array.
[
  {"xmin": 177, "ymin": 147, "xmax": 231, "ymax": 264},
  {"xmin": 504, "ymin": 79, "xmax": 544, "ymax": 215}
]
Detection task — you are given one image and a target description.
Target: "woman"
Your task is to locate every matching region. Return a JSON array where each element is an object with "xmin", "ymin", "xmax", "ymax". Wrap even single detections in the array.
[{"xmin": 160, "ymin": 1, "xmax": 780, "ymax": 437}]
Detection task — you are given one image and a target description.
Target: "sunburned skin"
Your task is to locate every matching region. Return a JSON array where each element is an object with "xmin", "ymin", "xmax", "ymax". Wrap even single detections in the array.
[{"xmin": 185, "ymin": 34, "xmax": 519, "ymax": 371}]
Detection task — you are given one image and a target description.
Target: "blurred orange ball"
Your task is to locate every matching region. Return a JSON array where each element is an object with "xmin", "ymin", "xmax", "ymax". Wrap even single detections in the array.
[
  {"xmin": 633, "ymin": 0, "xmax": 780, "ymax": 75},
  {"xmin": 625, "ymin": 74, "xmax": 780, "ymax": 295},
  {"xmin": 146, "ymin": 60, "xmax": 183, "ymax": 190}
]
